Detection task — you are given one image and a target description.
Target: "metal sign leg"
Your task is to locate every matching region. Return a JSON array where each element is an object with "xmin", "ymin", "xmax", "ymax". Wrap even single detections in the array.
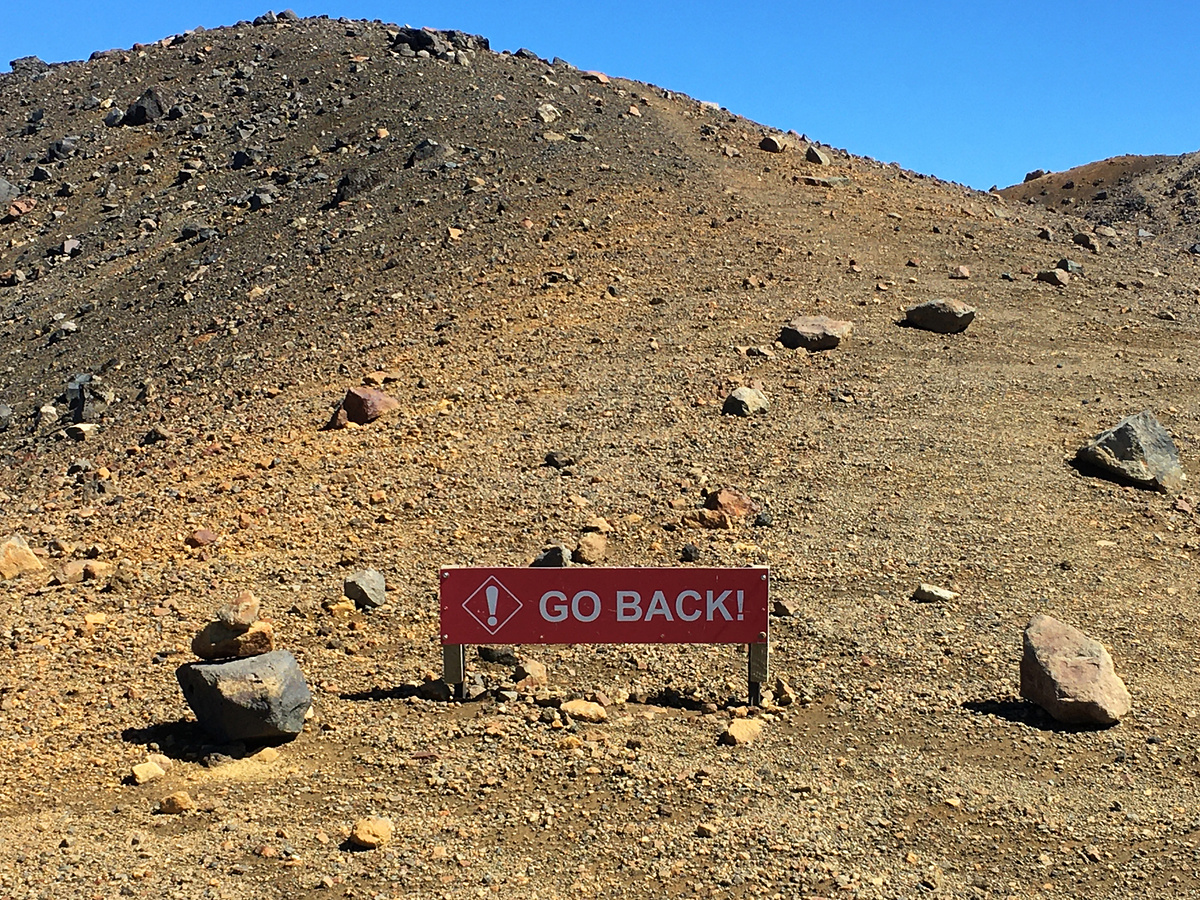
[
  {"xmin": 748, "ymin": 635, "xmax": 769, "ymax": 707},
  {"xmin": 443, "ymin": 644, "xmax": 466, "ymax": 701}
]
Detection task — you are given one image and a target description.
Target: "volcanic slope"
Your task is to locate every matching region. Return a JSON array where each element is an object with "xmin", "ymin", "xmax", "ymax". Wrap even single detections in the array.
[{"xmin": 0, "ymin": 14, "xmax": 1199, "ymax": 900}]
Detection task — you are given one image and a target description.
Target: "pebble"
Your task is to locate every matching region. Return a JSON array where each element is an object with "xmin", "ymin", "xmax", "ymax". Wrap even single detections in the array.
[
  {"xmin": 158, "ymin": 792, "xmax": 194, "ymax": 815},
  {"xmin": 573, "ymin": 532, "xmax": 607, "ymax": 565},
  {"xmin": 722, "ymin": 387, "xmax": 769, "ymax": 417},
  {"xmin": 719, "ymin": 718, "xmax": 763, "ymax": 745},
  {"xmin": 131, "ymin": 761, "xmax": 165, "ymax": 785},
  {"xmin": 350, "ymin": 816, "xmax": 394, "ymax": 849},
  {"xmin": 344, "ymin": 569, "xmax": 387, "ymax": 609},
  {"xmin": 561, "ymin": 699, "xmax": 607, "ymax": 723},
  {"xmin": 1036, "ymin": 269, "xmax": 1069, "ymax": 287},
  {"xmin": 912, "ymin": 583, "xmax": 958, "ymax": 603}
]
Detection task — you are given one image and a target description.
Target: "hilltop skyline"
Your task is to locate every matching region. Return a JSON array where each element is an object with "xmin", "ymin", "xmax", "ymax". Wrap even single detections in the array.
[{"xmin": 3, "ymin": 0, "xmax": 1199, "ymax": 190}]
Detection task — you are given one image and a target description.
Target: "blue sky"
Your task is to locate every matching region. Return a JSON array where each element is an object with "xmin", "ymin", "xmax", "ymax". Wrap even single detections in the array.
[{"xmin": 4, "ymin": 1, "xmax": 1198, "ymax": 190}]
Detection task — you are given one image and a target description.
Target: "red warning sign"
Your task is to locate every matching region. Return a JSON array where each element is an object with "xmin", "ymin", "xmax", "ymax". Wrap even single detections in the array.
[{"xmin": 440, "ymin": 567, "xmax": 768, "ymax": 645}]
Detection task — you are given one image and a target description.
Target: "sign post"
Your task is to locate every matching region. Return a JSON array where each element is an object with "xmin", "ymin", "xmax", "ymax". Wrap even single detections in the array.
[{"xmin": 440, "ymin": 567, "xmax": 769, "ymax": 704}]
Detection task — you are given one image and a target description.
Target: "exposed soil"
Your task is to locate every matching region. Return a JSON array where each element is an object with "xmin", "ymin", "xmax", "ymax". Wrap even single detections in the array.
[{"xmin": 1, "ymin": 14, "xmax": 1200, "ymax": 900}]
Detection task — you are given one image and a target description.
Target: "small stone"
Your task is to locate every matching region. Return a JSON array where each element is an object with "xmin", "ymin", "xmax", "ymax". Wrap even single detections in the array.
[
  {"xmin": 1020, "ymin": 614, "xmax": 1131, "ymax": 725},
  {"xmin": 704, "ymin": 487, "xmax": 757, "ymax": 521},
  {"xmin": 1073, "ymin": 232, "xmax": 1098, "ymax": 252},
  {"xmin": 561, "ymin": 699, "xmax": 607, "ymax": 723},
  {"xmin": 805, "ymin": 145, "xmax": 831, "ymax": 165},
  {"xmin": 350, "ymin": 817, "xmax": 393, "ymax": 849},
  {"xmin": 0, "ymin": 534, "xmax": 44, "ymax": 580},
  {"xmin": 1075, "ymin": 410, "xmax": 1185, "ymax": 492},
  {"xmin": 1037, "ymin": 228, "xmax": 1053, "ymax": 241},
  {"xmin": 333, "ymin": 387, "xmax": 400, "ymax": 427},
  {"xmin": 903, "ymin": 298, "xmax": 976, "ymax": 334},
  {"xmin": 773, "ymin": 676, "xmax": 796, "ymax": 706},
  {"xmin": 680, "ymin": 543, "xmax": 701, "ymax": 563},
  {"xmin": 680, "ymin": 508, "xmax": 731, "ymax": 530},
  {"xmin": 778, "ymin": 315, "xmax": 853, "ymax": 351},
  {"xmin": 949, "ymin": 265, "xmax": 971, "ymax": 280},
  {"xmin": 722, "ymin": 386, "xmax": 769, "ymax": 417},
  {"xmin": 131, "ymin": 761, "xmax": 166, "ymax": 785},
  {"xmin": 1057, "ymin": 258, "xmax": 1083, "ymax": 274},
  {"xmin": 536, "ymin": 103, "xmax": 560, "ymax": 124},
  {"xmin": 344, "ymin": 569, "xmax": 387, "ymax": 609},
  {"xmin": 158, "ymin": 792, "xmax": 194, "ymax": 815},
  {"xmin": 217, "ymin": 590, "xmax": 260, "ymax": 629},
  {"xmin": 753, "ymin": 510, "xmax": 773, "ymax": 527},
  {"xmin": 513, "ymin": 659, "xmax": 548, "ymax": 688},
  {"xmin": 192, "ymin": 620, "xmax": 275, "ymax": 660},
  {"xmin": 1037, "ymin": 269, "xmax": 1070, "ymax": 287},
  {"xmin": 573, "ymin": 533, "xmax": 607, "ymax": 565},
  {"xmin": 771, "ymin": 598, "xmax": 800, "ymax": 617},
  {"xmin": 185, "ymin": 528, "xmax": 217, "ymax": 549},
  {"xmin": 582, "ymin": 517, "xmax": 612, "ymax": 533},
  {"xmin": 695, "ymin": 822, "xmax": 720, "ymax": 838},
  {"xmin": 719, "ymin": 718, "xmax": 763, "ymax": 745},
  {"xmin": 544, "ymin": 450, "xmax": 575, "ymax": 469},
  {"xmin": 530, "ymin": 545, "xmax": 571, "ymax": 567},
  {"xmin": 1094, "ymin": 225, "xmax": 1117, "ymax": 238},
  {"xmin": 252, "ymin": 747, "xmax": 280, "ymax": 763},
  {"xmin": 912, "ymin": 583, "xmax": 959, "ymax": 603}
]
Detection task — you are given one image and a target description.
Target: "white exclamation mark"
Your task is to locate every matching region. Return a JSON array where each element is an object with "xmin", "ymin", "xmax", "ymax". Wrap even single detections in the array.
[
  {"xmin": 736, "ymin": 590, "xmax": 744, "ymax": 621},
  {"xmin": 486, "ymin": 585, "xmax": 499, "ymax": 628}
]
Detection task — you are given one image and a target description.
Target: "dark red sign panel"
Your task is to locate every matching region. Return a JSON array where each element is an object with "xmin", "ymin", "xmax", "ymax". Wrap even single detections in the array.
[{"xmin": 440, "ymin": 567, "xmax": 768, "ymax": 645}]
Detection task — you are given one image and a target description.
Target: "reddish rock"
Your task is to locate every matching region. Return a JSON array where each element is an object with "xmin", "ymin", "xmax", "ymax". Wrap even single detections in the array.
[
  {"xmin": 681, "ymin": 508, "xmax": 731, "ymax": 530},
  {"xmin": 704, "ymin": 488, "xmax": 758, "ymax": 521},
  {"xmin": 337, "ymin": 387, "xmax": 400, "ymax": 426},
  {"xmin": 186, "ymin": 528, "xmax": 217, "ymax": 548},
  {"xmin": 1020, "ymin": 614, "xmax": 1131, "ymax": 725}
]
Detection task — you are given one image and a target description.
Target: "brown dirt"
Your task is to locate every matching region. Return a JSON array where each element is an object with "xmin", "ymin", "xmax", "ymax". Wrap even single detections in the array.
[{"xmin": 0, "ymin": 14, "xmax": 1199, "ymax": 900}]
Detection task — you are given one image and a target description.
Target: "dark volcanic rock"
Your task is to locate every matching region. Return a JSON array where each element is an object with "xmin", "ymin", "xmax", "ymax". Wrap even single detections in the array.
[
  {"xmin": 123, "ymin": 87, "xmax": 170, "ymax": 126},
  {"xmin": 1075, "ymin": 410, "xmax": 1185, "ymax": 492},
  {"xmin": 177, "ymin": 650, "xmax": 311, "ymax": 742}
]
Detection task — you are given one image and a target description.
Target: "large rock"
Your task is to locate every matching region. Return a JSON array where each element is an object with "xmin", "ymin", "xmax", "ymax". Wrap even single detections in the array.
[
  {"xmin": 0, "ymin": 534, "xmax": 44, "ymax": 580},
  {"xmin": 903, "ymin": 298, "xmax": 976, "ymax": 334},
  {"xmin": 1020, "ymin": 614, "xmax": 1131, "ymax": 726},
  {"xmin": 0, "ymin": 177, "xmax": 19, "ymax": 206},
  {"xmin": 177, "ymin": 650, "xmax": 311, "ymax": 743},
  {"xmin": 779, "ymin": 316, "xmax": 853, "ymax": 351},
  {"xmin": 722, "ymin": 387, "xmax": 769, "ymax": 417},
  {"xmin": 1075, "ymin": 410, "xmax": 1185, "ymax": 492}
]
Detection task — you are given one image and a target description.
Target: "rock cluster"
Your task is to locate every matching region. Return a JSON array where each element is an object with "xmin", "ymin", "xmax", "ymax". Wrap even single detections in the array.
[{"xmin": 177, "ymin": 592, "xmax": 311, "ymax": 742}]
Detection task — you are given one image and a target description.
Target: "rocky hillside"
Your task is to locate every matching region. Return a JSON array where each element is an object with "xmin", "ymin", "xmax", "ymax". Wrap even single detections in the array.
[
  {"xmin": 1, "ymin": 13, "xmax": 1199, "ymax": 900},
  {"xmin": 1000, "ymin": 151, "xmax": 1200, "ymax": 251}
]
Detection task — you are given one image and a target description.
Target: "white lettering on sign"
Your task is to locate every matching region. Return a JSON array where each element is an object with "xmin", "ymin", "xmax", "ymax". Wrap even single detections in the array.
[{"xmin": 553, "ymin": 588, "xmax": 744, "ymax": 623}]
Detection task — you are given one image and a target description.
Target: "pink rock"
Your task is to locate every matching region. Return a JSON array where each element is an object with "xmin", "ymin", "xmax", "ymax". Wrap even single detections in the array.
[
  {"xmin": 1020, "ymin": 614, "xmax": 1131, "ymax": 725},
  {"xmin": 339, "ymin": 387, "xmax": 400, "ymax": 425}
]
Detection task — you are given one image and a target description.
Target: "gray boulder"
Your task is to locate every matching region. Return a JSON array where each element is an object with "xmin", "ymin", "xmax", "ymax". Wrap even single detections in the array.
[
  {"xmin": 123, "ymin": 87, "xmax": 170, "ymax": 126},
  {"xmin": 344, "ymin": 569, "xmax": 387, "ymax": 609},
  {"xmin": 1075, "ymin": 410, "xmax": 1184, "ymax": 492},
  {"xmin": 903, "ymin": 298, "xmax": 975, "ymax": 334},
  {"xmin": 0, "ymin": 177, "xmax": 19, "ymax": 206},
  {"xmin": 177, "ymin": 650, "xmax": 311, "ymax": 742},
  {"xmin": 1020, "ymin": 615, "xmax": 1130, "ymax": 726}
]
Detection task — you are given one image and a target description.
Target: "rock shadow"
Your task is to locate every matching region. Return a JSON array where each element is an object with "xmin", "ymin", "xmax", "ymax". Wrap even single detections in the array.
[
  {"xmin": 1067, "ymin": 454, "xmax": 1164, "ymax": 492},
  {"xmin": 961, "ymin": 698, "xmax": 1114, "ymax": 733},
  {"xmin": 339, "ymin": 684, "xmax": 424, "ymax": 702}
]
